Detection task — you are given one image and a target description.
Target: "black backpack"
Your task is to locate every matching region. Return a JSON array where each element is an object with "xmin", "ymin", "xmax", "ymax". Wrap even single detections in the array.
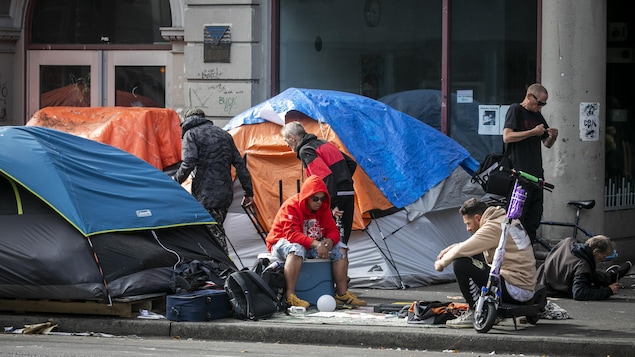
[
  {"xmin": 471, "ymin": 152, "xmax": 513, "ymax": 197},
  {"xmin": 224, "ymin": 270, "xmax": 279, "ymax": 320},
  {"xmin": 252, "ymin": 257, "xmax": 287, "ymax": 311}
]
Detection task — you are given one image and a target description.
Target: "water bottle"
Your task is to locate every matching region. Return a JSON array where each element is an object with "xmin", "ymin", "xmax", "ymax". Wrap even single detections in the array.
[{"xmin": 263, "ymin": 260, "xmax": 281, "ymax": 273}]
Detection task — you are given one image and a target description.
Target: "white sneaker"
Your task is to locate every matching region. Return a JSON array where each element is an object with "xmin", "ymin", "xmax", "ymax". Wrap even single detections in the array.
[{"xmin": 446, "ymin": 310, "xmax": 474, "ymax": 328}]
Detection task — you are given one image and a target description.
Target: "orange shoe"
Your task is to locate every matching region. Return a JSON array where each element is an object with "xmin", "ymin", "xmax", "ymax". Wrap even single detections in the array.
[
  {"xmin": 286, "ymin": 293, "xmax": 310, "ymax": 309},
  {"xmin": 335, "ymin": 291, "xmax": 366, "ymax": 306}
]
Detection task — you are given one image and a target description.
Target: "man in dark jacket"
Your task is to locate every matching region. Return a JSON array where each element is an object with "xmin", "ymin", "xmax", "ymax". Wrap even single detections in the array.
[
  {"xmin": 281, "ymin": 120, "xmax": 357, "ymax": 245},
  {"xmin": 173, "ymin": 108, "xmax": 254, "ymax": 254},
  {"xmin": 537, "ymin": 235, "xmax": 631, "ymax": 300}
]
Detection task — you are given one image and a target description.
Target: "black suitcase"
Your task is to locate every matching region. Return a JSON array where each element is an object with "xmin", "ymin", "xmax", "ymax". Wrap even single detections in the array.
[{"xmin": 166, "ymin": 289, "xmax": 231, "ymax": 322}]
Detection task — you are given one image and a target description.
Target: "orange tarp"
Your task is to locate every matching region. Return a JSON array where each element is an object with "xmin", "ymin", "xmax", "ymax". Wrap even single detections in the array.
[
  {"xmin": 27, "ymin": 107, "xmax": 182, "ymax": 171},
  {"xmin": 229, "ymin": 117, "xmax": 393, "ymax": 232}
]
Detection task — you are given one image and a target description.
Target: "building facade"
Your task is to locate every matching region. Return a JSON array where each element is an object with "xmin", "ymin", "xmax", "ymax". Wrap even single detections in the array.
[{"xmin": 1, "ymin": 0, "xmax": 633, "ymax": 260}]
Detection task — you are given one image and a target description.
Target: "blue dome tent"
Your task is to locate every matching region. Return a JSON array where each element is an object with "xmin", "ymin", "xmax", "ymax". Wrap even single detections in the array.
[{"xmin": 0, "ymin": 126, "xmax": 236, "ymax": 301}]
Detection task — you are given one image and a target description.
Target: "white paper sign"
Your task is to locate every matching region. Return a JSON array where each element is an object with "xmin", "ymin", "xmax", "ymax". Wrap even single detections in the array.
[
  {"xmin": 478, "ymin": 105, "xmax": 500, "ymax": 135},
  {"xmin": 579, "ymin": 102, "xmax": 600, "ymax": 141},
  {"xmin": 457, "ymin": 90, "xmax": 473, "ymax": 103}
]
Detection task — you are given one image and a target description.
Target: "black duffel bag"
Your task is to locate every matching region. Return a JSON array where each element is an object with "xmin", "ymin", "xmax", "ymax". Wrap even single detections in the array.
[{"xmin": 471, "ymin": 152, "xmax": 513, "ymax": 197}]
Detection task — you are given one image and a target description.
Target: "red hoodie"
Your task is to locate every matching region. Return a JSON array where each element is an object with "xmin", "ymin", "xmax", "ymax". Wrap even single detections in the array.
[{"xmin": 266, "ymin": 175, "xmax": 340, "ymax": 251}]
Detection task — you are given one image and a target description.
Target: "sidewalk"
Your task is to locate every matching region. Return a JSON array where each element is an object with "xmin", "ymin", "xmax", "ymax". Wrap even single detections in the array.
[{"xmin": 1, "ymin": 276, "xmax": 633, "ymax": 357}]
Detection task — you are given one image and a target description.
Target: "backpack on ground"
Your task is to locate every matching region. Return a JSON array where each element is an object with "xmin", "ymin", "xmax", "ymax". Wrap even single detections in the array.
[
  {"xmin": 405, "ymin": 300, "xmax": 469, "ymax": 325},
  {"xmin": 224, "ymin": 270, "xmax": 279, "ymax": 320},
  {"xmin": 252, "ymin": 257, "xmax": 288, "ymax": 311}
]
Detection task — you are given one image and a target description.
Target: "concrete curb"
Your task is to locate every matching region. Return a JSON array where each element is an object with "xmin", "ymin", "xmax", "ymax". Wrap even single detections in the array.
[{"xmin": 2, "ymin": 314, "xmax": 633, "ymax": 357}]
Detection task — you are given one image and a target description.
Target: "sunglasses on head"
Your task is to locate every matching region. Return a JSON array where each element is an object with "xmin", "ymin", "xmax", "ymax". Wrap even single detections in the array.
[
  {"xmin": 531, "ymin": 93, "xmax": 547, "ymax": 106},
  {"xmin": 310, "ymin": 195, "xmax": 326, "ymax": 202}
]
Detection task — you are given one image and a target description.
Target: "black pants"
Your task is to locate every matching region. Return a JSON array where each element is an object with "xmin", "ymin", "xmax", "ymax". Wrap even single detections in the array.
[
  {"xmin": 207, "ymin": 207, "xmax": 229, "ymax": 254},
  {"xmin": 452, "ymin": 256, "xmax": 525, "ymax": 308},
  {"xmin": 519, "ymin": 182, "xmax": 543, "ymax": 244},
  {"xmin": 336, "ymin": 194, "xmax": 355, "ymax": 245}
]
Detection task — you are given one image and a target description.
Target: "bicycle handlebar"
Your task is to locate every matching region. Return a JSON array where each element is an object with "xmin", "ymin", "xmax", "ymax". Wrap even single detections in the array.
[{"xmin": 499, "ymin": 166, "xmax": 555, "ymax": 191}]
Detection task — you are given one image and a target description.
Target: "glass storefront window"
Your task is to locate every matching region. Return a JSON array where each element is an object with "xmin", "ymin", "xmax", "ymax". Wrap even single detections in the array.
[
  {"xmin": 40, "ymin": 65, "xmax": 91, "ymax": 107},
  {"xmin": 450, "ymin": 0, "xmax": 537, "ymax": 161},
  {"xmin": 115, "ymin": 66, "xmax": 165, "ymax": 107},
  {"xmin": 278, "ymin": 0, "xmax": 538, "ymax": 162},
  {"xmin": 280, "ymin": 0, "xmax": 442, "ymax": 98},
  {"xmin": 606, "ymin": 1, "xmax": 635, "ymax": 189},
  {"xmin": 31, "ymin": 0, "xmax": 171, "ymax": 45}
]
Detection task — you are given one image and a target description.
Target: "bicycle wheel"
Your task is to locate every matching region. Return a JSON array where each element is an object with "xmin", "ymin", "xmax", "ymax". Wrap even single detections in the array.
[{"xmin": 474, "ymin": 301, "xmax": 498, "ymax": 333}]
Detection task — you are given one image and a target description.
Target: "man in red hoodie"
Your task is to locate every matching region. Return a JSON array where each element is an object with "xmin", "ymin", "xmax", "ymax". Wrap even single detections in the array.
[{"xmin": 266, "ymin": 175, "xmax": 366, "ymax": 309}]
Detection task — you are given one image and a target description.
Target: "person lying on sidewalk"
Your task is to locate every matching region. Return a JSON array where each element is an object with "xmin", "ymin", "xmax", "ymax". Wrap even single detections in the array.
[
  {"xmin": 434, "ymin": 198, "xmax": 537, "ymax": 328},
  {"xmin": 537, "ymin": 235, "xmax": 632, "ymax": 301},
  {"xmin": 265, "ymin": 175, "xmax": 366, "ymax": 309}
]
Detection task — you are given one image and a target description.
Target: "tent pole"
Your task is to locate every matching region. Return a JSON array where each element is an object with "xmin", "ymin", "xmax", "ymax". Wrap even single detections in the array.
[
  {"xmin": 86, "ymin": 236, "xmax": 113, "ymax": 306},
  {"xmin": 367, "ymin": 212, "xmax": 407, "ymax": 289},
  {"xmin": 209, "ymin": 224, "xmax": 245, "ymax": 269},
  {"xmin": 242, "ymin": 204, "xmax": 268, "ymax": 243}
]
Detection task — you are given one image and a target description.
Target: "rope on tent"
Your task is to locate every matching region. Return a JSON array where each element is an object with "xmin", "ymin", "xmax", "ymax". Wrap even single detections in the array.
[
  {"xmin": 366, "ymin": 211, "xmax": 407, "ymax": 290},
  {"xmin": 151, "ymin": 230, "xmax": 182, "ymax": 270},
  {"xmin": 86, "ymin": 236, "xmax": 113, "ymax": 306}
]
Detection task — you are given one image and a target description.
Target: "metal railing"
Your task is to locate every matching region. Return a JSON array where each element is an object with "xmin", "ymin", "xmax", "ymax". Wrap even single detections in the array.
[{"xmin": 605, "ymin": 177, "xmax": 635, "ymax": 211}]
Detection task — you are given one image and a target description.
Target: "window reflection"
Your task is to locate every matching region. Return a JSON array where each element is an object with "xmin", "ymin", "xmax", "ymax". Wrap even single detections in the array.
[
  {"xmin": 279, "ymin": 0, "xmax": 536, "ymax": 162},
  {"xmin": 115, "ymin": 66, "xmax": 165, "ymax": 107},
  {"xmin": 31, "ymin": 0, "xmax": 171, "ymax": 45},
  {"xmin": 40, "ymin": 66, "xmax": 91, "ymax": 107}
]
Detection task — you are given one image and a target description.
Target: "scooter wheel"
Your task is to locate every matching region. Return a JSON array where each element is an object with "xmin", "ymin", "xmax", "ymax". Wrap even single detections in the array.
[
  {"xmin": 526, "ymin": 315, "xmax": 540, "ymax": 325},
  {"xmin": 474, "ymin": 301, "xmax": 498, "ymax": 333}
]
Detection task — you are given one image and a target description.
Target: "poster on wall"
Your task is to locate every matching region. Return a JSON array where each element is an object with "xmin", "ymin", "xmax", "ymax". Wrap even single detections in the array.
[
  {"xmin": 478, "ymin": 105, "xmax": 500, "ymax": 135},
  {"xmin": 579, "ymin": 102, "xmax": 600, "ymax": 141}
]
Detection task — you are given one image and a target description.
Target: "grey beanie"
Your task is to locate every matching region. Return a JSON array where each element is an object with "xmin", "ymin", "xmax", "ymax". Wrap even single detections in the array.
[{"xmin": 184, "ymin": 108, "xmax": 205, "ymax": 119}]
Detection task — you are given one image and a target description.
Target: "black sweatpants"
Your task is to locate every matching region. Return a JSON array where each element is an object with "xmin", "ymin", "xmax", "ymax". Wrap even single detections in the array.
[
  {"xmin": 452, "ymin": 256, "xmax": 526, "ymax": 308},
  {"xmin": 336, "ymin": 194, "xmax": 355, "ymax": 245},
  {"xmin": 519, "ymin": 182, "xmax": 543, "ymax": 244}
]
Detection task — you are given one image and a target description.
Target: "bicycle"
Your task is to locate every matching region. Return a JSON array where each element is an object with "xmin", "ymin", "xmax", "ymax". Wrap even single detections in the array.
[
  {"xmin": 473, "ymin": 167, "xmax": 552, "ymax": 333},
  {"xmin": 533, "ymin": 200, "xmax": 596, "ymax": 260},
  {"xmin": 536, "ymin": 200, "xmax": 619, "ymax": 262},
  {"xmin": 482, "ymin": 195, "xmax": 614, "ymax": 261}
]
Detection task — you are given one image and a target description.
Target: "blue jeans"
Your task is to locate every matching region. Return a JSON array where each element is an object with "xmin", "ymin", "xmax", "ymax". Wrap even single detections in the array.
[{"xmin": 271, "ymin": 239, "xmax": 346, "ymax": 262}]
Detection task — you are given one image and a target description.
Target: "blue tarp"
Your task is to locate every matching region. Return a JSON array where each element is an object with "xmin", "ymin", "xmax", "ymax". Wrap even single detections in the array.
[
  {"xmin": 225, "ymin": 88, "xmax": 479, "ymax": 209},
  {"xmin": 0, "ymin": 126, "xmax": 214, "ymax": 236}
]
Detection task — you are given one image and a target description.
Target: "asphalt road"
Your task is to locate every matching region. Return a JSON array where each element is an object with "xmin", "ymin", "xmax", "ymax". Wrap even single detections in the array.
[{"xmin": 0, "ymin": 333, "xmax": 543, "ymax": 357}]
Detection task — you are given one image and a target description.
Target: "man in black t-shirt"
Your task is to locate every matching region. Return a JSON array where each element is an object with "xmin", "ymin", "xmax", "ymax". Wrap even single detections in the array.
[{"xmin": 503, "ymin": 83, "xmax": 559, "ymax": 243}]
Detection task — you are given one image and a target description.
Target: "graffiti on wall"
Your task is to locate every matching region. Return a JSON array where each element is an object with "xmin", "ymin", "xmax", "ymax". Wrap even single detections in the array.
[{"xmin": 188, "ymin": 81, "xmax": 248, "ymax": 116}]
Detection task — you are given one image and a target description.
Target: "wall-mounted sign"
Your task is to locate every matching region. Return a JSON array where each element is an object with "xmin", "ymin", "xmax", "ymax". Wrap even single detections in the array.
[
  {"xmin": 204, "ymin": 26, "xmax": 231, "ymax": 63},
  {"xmin": 580, "ymin": 102, "xmax": 600, "ymax": 141}
]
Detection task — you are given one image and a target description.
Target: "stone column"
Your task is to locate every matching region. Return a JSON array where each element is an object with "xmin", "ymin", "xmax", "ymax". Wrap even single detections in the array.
[
  {"xmin": 540, "ymin": 1, "xmax": 606, "ymax": 240},
  {"xmin": 183, "ymin": 0, "xmax": 269, "ymax": 128},
  {"xmin": 161, "ymin": 27, "xmax": 186, "ymax": 114},
  {"xmin": 0, "ymin": 29, "xmax": 20, "ymax": 125}
]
